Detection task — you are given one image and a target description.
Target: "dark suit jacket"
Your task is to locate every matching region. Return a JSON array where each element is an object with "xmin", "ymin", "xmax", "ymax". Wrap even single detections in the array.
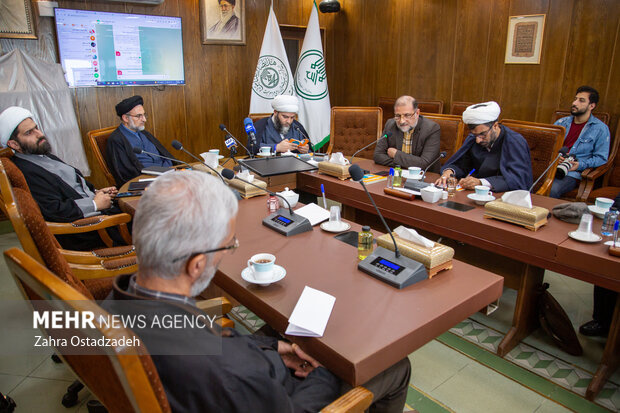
[
  {"xmin": 105, "ymin": 128, "xmax": 175, "ymax": 187},
  {"xmin": 373, "ymin": 116, "xmax": 441, "ymax": 173},
  {"xmin": 252, "ymin": 117, "xmax": 311, "ymax": 155},
  {"xmin": 104, "ymin": 274, "xmax": 340, "ymax": 413}
]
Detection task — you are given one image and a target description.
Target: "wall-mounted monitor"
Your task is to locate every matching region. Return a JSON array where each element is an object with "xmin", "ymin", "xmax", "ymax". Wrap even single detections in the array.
[{"xmin": 54, "ymin": 8, "xmax": 185, "ymax": 87}]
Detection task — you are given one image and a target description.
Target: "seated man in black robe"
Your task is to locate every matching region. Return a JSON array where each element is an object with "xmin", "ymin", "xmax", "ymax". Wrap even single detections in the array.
[
  {"xmin": 104, "ymin": 171, "xmax": 411, "ymax": 413},
  {"xmin": 0, "ymin": 106, "xmax": 122, "ymax": 250},
  {"xmin": 106, "ymin": 95, "xmax": 177, "ymax": 187},
  {"xmin": 252, "ymin": 94, "xmax": 312, "ymax": 156},
  {"xmin": 435, "ymin": 101, "xmax": 533, "ymax": 192}
]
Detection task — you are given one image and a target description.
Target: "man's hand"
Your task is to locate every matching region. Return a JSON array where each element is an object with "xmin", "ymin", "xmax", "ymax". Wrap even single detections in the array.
[
  {"xmin": 98, "ymin": 187, "xmax": 118, "ymax": 196},
  {"xmin": 387, "ymin": 147, "xmax": 398, "ymax": 158},
  {"xmin": 297, "ymin": 143, "xmax": 310, "ymax": 154},
  {"xmin": 277, "ymin": 341, "xmax": 321, "ymax": 378},
  {"xmin": 93, "ymin": 191, "xmax": 113, "ymax": 211},
  {"xmin": 434, "ymin": 170, "xmax": 453, "ymax": 188},
  {"xmin": 275, "ymin": 140, "xmax": 298, "ymax": 153},
  {"xmin": 568, "ymin": 160, "xmax": 579, "ymax": 171},
  {"xmin": 458, "ymin": 176, "xmax": 482, "ymax": 189}
]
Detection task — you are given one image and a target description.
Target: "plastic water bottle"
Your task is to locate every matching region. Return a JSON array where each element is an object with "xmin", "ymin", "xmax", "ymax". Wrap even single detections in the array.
[
  {"xmin": 387, "ymin": 168, "xmax": 394, "ymax": 188},
  {"xmin": 358, "ymin": 226, "xmax": 374, "ymax": 260},
  {"xmin": 602, "ymin": 207, "xmax": 619, "ymax": 236},
  {"xmin": 393, "ymin": 165, "xmax": 402, "ymax": 187}
]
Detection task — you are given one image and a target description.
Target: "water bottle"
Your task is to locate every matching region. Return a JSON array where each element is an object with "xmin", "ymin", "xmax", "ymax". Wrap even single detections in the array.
[
  {"xmin": 393, "ymin": 165, "xmax": 402, "ymax": 187},
  {"xmin": 358, "ymin": 226, "xmax": 373, "ymax": 260},
  {"xmin": 387, "ymin": 168, "xmax": 394, "ymax": 189},
  {"xmin": 602, "ymin": 207, "xmax": 618, "ymax": 236}
]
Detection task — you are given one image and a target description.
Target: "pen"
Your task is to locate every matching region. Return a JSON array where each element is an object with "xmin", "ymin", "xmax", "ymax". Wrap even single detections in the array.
[
  {"xmin": 614, "ymin": 220, "xmax": 619, "ymax": 247},
  {"xmin": 467, "ymin": 168, "xmax": 476, "ymax": 177},
  {"xmin": 321, "ymin": 184, "xmax": 327, "ymax": 209}
]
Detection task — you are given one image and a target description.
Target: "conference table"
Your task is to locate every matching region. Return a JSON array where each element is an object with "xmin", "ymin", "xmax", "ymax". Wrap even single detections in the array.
[
  {"xmin": 118, "ymin": 181, "xmax": 503, "ymax": 386},
  {"xmin": 295, "ymin": 158, "xmax": 620, "ymax": 399}
]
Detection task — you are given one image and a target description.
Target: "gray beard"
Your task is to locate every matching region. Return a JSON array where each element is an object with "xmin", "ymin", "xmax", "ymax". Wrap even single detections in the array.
[
  {"xmin": 273, "ymin": 115, "xmax": 291, "ymax": 135},
  {"xmin": 189, "ymin": 266, "xmax": 215, "ymax": 297}
]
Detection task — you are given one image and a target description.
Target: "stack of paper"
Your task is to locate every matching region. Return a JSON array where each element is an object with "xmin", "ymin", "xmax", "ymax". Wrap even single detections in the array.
[{"xmin": 285, "ymin": 286, "xmax": 336, "ymax": 337}]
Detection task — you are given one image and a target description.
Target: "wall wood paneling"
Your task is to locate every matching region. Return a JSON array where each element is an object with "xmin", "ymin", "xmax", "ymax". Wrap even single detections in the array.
[{"xmin": 1, "ymin": 0, "xmax": 619, "ymax": 188}]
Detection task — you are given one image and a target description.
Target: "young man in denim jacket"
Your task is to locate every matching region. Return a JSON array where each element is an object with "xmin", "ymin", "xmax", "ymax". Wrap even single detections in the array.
[{"xmin": 550, "ymin": 86, "xmax": 610, "ymax": 198}]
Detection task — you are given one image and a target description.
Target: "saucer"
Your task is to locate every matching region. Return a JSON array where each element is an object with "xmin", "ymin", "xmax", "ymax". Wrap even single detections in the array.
[
  {"xmin": 402, "ymin": 171, "xmax": 423, "ymax": 180},
  {"xmin": 568, "ymin": 231, "xmax": 602, "ymax": 243},
  {"xmin": 320, "ymin": 221, "xmax": 351, "ymax": 233},
  {"xmin": 241, "ymin": 265, "xmax": 286, "ymax": 286},
  {"xmin": 604, "ymin": 240, "xmax": 620, "ymax": 247},
  {"xmin": 217, "ymin": 155, "xmax": 224, "ymax": 160},
  {"xmin": 257, "ymin": 153, "xmax": 273, "ymax": 157},
  {"xmin": 588, "ymin": 205, "xmax": 609, "ymax": 219},
  {"xmin": 467, "ymin": 193, "xmax": 496, "ymax": 205}
]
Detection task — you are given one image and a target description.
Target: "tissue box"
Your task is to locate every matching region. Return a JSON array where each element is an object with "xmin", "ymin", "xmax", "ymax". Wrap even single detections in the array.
[
  {"xmin": 318, "ymin": 161, "xmax": 350, "ymax": 180},
  {"xmin": 376, "ymin": 234, "xmax": 454, "ymax": 277},
  {"xmin": 483, "ymin": 200, "xmax": 548, "ymax": 231}
]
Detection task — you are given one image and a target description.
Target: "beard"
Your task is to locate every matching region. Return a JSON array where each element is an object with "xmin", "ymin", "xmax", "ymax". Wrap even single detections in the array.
[
  {"xmin": 570, "ymin": 105, "xmax": 587, "ymax": 116},
  {"xmin": 20, "ymin": 136, "xmax": 52, "ymax": 155},
  {"xmin": 397, "ymin": 123, "xmax": 412, "ymax": 133},
  {"xmin": 128, "ymin": 117, "xmax": 145, "ymax": 132},
  {"xmin": 479, "ymin": 128, "xmax": 498, "ymax": 149},
  {"xmin": 220, "ymin": 9, "xmax": 233, "ymax": 22},
  {"xmin": 189, "ymin": 264, "xmax": 216, "ymax": 297},
  {"xmin": 273, "ymin": 115, "xmax": 291, "ymax": 135}
]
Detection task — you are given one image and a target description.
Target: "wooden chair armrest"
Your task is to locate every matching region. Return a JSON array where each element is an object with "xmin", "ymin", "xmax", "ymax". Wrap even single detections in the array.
[
  {"xmin": 47, "ymin": 213, "xmax": 132, "ymax": 235},
  {"xmin": 70, "ymin": 259, "xmax": 137, "ymax": 280},
  {"xmin": 196, "ymin": 297, "xmax": 232, "ymax": 314},
  {"xmin": 535, "ymin": 177, "xmax": 554, "ymax": 197},
  {"xmin": 59, "ymin": 246, "xmax": 136, "ymax": 265},
  {"xmin": 580, "ymin": 167, "xmax": 592, "ymax": 178},
  {"xmin": 320, "ymin": 386, "xmax": 373, "ymax": 412},
  {"xmin": 585, "ymin": 163, "xmax": 612, "ymax": 181}
]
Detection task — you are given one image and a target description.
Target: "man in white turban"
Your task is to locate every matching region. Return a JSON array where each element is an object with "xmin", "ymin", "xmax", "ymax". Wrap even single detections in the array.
[
  {"xmin": 0, "ymin": 106, "xmax": 122, "ymax": 250},
  {"xmin": 251, "ymin": 94, "xmax": 311, "ymax": 155},
  {"xmin": 435, "ymin": 101, "xmax": 533, "ymax": 192}
]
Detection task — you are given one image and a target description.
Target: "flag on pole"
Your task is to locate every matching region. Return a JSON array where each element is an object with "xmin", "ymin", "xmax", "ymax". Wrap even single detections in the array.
[
  {"xmin": 250, "ymin": 2, "xmax": 294, "ymax": 114},
  {"xmin": 295, "ymin": 1, "xmax": 331, "ymax": 150}
]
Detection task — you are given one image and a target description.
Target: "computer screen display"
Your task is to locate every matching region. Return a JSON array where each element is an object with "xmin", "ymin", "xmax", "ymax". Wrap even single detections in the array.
[{"xmin": 54, "ymin": 8, "xmax": 185, "ymax": 87}]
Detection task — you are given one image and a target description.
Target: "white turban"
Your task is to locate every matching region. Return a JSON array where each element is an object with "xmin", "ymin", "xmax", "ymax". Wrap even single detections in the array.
[
  {"xmin": 271, "ymin": 95, "xmax": 299, "ymax": 113},
  {"xmin": 462, "ymin": 101, "xmax": 501, "ymax": 125},
  {"xmin": 0, "ymin": 106, "xmax": 35, "ymax": 147}
]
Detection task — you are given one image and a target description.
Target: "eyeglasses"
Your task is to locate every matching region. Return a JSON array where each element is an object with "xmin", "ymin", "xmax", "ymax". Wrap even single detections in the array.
[
  {"xmin": 394, "ymin": 113, "xmax": 416, "ymax": 121},
  {"xmin": 471, "ymin": 127, "xmax": 494, "ymax": 138},
  {"xmin": 171, "ymin": 237, "xmax": 239, "ymax": 263},
  {"xmin": 126, "ymin": 113, "xmax": 147, "ymax": 120}
]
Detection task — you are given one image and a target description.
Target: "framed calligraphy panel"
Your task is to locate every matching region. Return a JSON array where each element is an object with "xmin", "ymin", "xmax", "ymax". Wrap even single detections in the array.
[{"xmin": 505, "ymin": 14, "xmax": 545, "ymax": 64}]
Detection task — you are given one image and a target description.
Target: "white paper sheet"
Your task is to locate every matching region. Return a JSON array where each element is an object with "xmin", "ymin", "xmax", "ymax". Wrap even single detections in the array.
[
  {"xmin": 294, "ymin": 203, "xmax": 330, "ymax": 226},
  {"xmin": 286, "ymin": 286, "xmax": 336, "ymax": 337}
]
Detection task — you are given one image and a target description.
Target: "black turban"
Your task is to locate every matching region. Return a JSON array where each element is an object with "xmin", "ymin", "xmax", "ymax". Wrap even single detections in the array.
[{"xmin": 115, "ymin": 95, "xmax": 144, "ymax": 117}]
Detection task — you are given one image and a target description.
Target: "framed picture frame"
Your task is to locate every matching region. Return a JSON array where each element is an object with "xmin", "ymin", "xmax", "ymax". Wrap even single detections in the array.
[
  {"xmin": 200, "ymin": 0, "xmax": 246, "ymax": 45},
  {"xmin": 0, "ymin": 0, "xmax": 37, "ymax": 39},
  {"xmin": 504, "ymin": 14, "xmax": 545, "ymax": 64}
]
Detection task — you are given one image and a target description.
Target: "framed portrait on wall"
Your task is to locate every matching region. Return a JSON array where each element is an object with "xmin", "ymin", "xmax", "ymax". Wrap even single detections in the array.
[
  {"xmin": 0, "ymin": 0, "xmax": 37, "ymax": 39},
  {"xmin": 200, "ymin": 0, "xmax": 246, "ymax": 45},
  {"xmin": 504, "ymin": 14, "xmax": 545, "ymax": 64}
]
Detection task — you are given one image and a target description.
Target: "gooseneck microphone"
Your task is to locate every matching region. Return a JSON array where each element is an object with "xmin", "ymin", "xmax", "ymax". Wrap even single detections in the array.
[
  {"xmin": 421, "ymin": 151, "xmax": 447, "ymax": 180},
  {"xmin": 132, "ymin": 147, "xmax": 192, "ymax": 169},
  {"xmin": 349, "ymin": 163, "xmax": 428, "ymax": 289},
  {"xmin": 528, "ymin": 146, "xmax": 568, "ymax": 193},
  {"xmin": 243, "ymin": 118, "xmax": 258, "ymax": 155},
  {"xmin": 350, "ymin": 132, "xmax": 392, "ymax": 164},
  {"xmin": 221, "ymin": 168, "xmax": 312, "ymax": 236},
  {"xmin": 170, "ymin": 140, "xmax": 226, "ymax": 184},
  {"xmin": 350, "ymin": 164, "xmax": 400, "ymax": 258},
  {"xmin": 220, "ymin": 124, "xmax": 252, "ymax": 157}
]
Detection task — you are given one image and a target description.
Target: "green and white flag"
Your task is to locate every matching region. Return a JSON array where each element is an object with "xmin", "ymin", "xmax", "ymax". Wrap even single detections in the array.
[
  {"xmin": 295, "ymin": 1, "xmax": 331, "ymax": 150},
  {"xmin": 250, "ymin": 3, "xmax": 294, "ymax": 114}
]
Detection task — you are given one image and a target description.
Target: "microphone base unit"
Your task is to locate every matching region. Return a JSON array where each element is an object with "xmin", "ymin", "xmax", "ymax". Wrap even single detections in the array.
[
  {"xmin": 357, "ymin": 247, "xmax": 428, "ymax": 289},
  {"xmin": 262, "ymin": 208, "xmax": 313, "ymax": 237}
]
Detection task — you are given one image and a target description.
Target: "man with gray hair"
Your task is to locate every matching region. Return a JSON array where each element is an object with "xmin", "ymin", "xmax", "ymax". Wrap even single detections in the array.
[
  {"xmin": 106, "ymin": 171, "xmax": 411, "ymax": 412},
  {"xmin": 374, "ymin": 95, "xmax": 441, "ymax": 172},
  {"xmin": 435, "ymin": 101, "xmax": 533, "ymax": 191}
]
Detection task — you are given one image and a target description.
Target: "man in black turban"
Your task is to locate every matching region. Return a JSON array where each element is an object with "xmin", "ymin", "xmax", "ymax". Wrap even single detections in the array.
[{"xmin": 105, "ymin": 95, "xmax": 177, "ymax": 186}]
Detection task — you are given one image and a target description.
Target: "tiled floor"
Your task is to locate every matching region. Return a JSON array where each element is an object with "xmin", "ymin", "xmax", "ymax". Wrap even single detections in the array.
[{"xmin": 1, "ymin": 228, "xmax": 618, "ymax": 412}]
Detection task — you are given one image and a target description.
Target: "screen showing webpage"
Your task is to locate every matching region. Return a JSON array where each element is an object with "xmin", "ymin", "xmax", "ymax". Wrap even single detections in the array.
[{"xmin": 55, "ymin": 9, "xmax": 185, "ymax": 87}]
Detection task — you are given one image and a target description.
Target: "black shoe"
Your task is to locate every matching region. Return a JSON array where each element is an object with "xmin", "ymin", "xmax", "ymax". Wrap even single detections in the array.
[{"xmin": 579, "ymin": 320, "xmax": 609, "ymax": 337}]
